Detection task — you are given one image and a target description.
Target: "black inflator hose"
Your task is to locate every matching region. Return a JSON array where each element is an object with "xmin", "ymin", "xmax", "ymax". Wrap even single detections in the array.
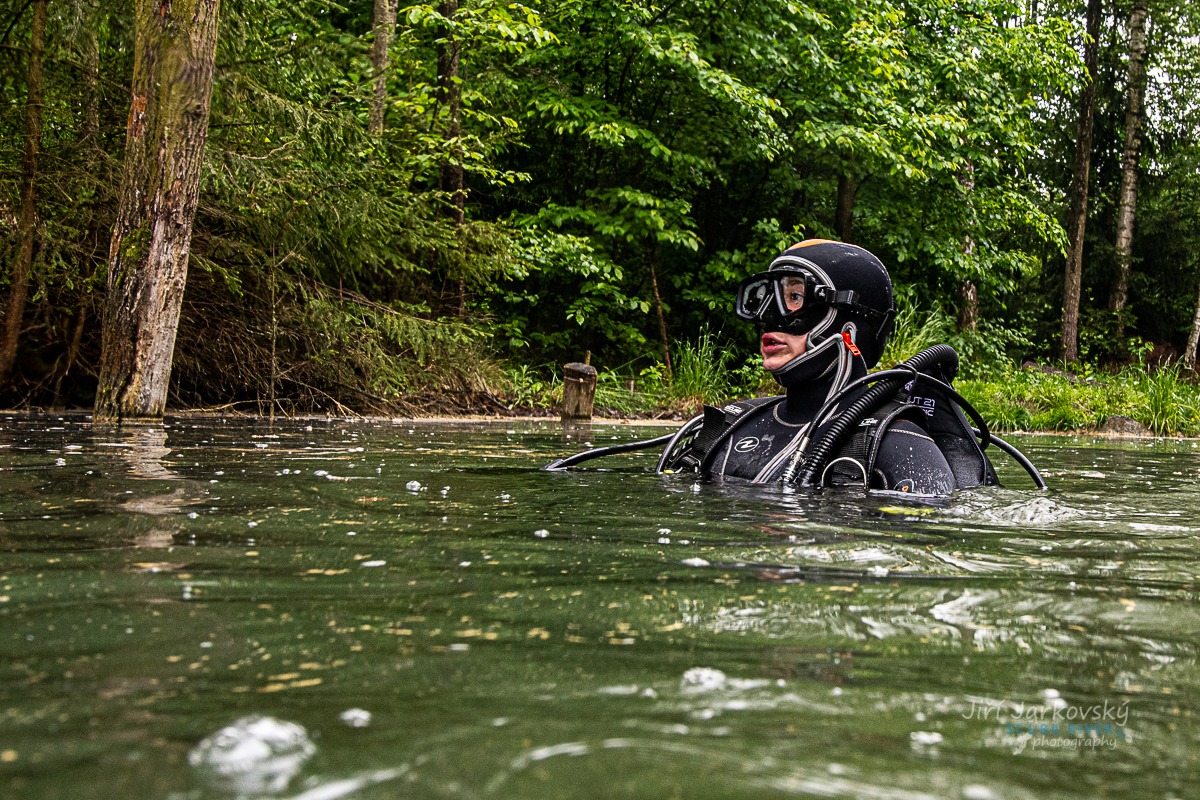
[
  {"xmin": 792, "ymin": 344, "xmax": 962, "ymax": 488},
  {"xmin": 542, "ymin": 432, "xmax": 678, "ymax": 471}
]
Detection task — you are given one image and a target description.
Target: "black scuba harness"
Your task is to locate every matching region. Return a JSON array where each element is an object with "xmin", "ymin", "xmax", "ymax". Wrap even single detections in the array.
[{"xmin": 541, "ymin": 345, "xmax": 1047, "ymax": 491}]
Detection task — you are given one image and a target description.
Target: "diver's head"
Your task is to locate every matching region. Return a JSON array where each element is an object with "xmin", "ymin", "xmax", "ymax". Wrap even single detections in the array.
[{"xmin": 735, "ymin": 240, "xmax": 895, "ymax": 378}]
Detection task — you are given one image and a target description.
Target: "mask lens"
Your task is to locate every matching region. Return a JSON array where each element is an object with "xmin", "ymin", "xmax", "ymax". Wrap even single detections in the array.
[
  {"xmin": 735, "ymin": 276, "xmax": 772, "ymax": 320},
  {"xmin": 780, "ymin": 276, "xmax": 806, "ymax": 313}
]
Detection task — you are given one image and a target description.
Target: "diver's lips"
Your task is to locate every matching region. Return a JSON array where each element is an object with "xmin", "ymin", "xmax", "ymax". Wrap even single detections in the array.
[{"xmin": 761, "ymin": 333, "xmax": 788, "ymax": 354}]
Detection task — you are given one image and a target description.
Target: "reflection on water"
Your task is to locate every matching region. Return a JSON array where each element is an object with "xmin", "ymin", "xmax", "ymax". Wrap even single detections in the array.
[{"xmin": 1, "ymin": 416, "xmax": 1199, "ymax": 798}]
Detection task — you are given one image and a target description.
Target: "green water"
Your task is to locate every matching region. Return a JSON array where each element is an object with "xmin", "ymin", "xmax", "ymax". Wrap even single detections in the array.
[{"xmin": 1, "ymin": 415, "xmax": 1197, "ymax": 799}]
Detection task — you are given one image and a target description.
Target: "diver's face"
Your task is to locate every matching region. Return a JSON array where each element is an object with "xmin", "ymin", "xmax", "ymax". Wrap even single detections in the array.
[{"xmin": 760, "ymin": 330, "xmax": 808, "ymax": 372}]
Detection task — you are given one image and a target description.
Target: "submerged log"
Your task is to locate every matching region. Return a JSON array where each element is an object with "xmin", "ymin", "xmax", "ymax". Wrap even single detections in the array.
[{"xmin": 561, "ymin": 362, "xmax": 597, "ymax": 421}]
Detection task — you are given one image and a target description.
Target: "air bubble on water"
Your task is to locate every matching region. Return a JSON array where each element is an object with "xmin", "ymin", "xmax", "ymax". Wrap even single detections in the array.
[
  {"xmin": 215, "ymin": 471, "xmax": 224, "ymax": 476},
  {"xmin": 641, "ymin": 688, "xmax": 658, "ymax": 699},
  {"xmin": 339, "ymin": 708, "xmax": 372, "ymax": 728},
  {"xmin": 499, "ymin": 493, "xmax": 511, "ymax": 501},
  {"xmin": 440, "ymin": 486, "xmax": 450, "ymax": 497},
  {"xmin": 831, "ymin": 687, "xmax": 843, "ymax": 697},
  {"xmin": 247, "ymin": 521, "xmax": 258, "ymax": 528},
  {"xmin": 55, "ymin": 458, "xmax": 66, "ymax": 467},
  {"xmin": 658, "ymin": 537, "xmax": 671, "ymax": 545},
  {"xmin": 314, "ymin": 470, "xmax": 329, "ymax": 477},
  {"xmin": 361, "ymin": 560, "xmax": 386, "ymax": 568},
  {"xmin": 200, "ymin": 641, "xmax": 213, "ymax": 649},
  {"xmin": 189, "ymin": 715, "xmax": 315, "ymax": 796},
  {"xmin": 492, "ymin": 717, "xmax": 508, "ymax": 727},
  {"xmin": 406, "ymin": 480, "xmax": 422, "ymax": 492},
  {"xmin": 347, "ymin": 531, "xmax": 356, "ymax": 536},
  {"xmin": 458, "ymin": 561, "xmax": 471, "ymax": 567},
  {"xmin": 187, "ymin": 512, "xmax": 199, "ymax": 519},
  {"xmin": 680, "ymin": 667, "xmax": 726, "ymax": 694},
  {"xmin": 534, "ymin": 529, "xmax": 549, "ymax": 538},
  {"xmin": 681, "ymin": 558, "xmax": 709, "ymax": 567}
]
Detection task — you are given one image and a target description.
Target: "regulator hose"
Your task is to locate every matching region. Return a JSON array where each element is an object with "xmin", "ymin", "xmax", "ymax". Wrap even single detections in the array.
[
  {"xmin": 975, "ymin": 429, "xmax": 1048, "ymax": 490},
  {"xmin": 542, "ymin": 432, "xmax": 678, "ymax": 471},
  {"xmin": 790, "ymin": 344, "xmax": 964, "ymax": 488}
]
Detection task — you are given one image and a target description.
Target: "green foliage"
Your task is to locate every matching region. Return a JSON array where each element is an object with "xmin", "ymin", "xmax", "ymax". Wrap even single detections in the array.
[
  {"xmin": 2, "ymin": 0, "xmax": 1198, "ymax": 414},
  {"xmin": 661, "ymin": 325, "xmax": 735, "ymax": 411},
  {"xmin": 170, "ymin": 270, "xmax": 494, "ymax": 413},
  {"xmin": 880, "ymin": 297, "xmax": 953, "ymax": 367},
  {"xmin": 960, "ymin": 363, "xmax": 1200, "ymax": 437}
]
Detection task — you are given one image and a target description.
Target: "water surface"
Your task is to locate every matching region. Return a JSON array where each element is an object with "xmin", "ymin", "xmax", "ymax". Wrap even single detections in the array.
[{"xmin": 1, "ymin": 415, "xmax": 1197, "ymax": 799}]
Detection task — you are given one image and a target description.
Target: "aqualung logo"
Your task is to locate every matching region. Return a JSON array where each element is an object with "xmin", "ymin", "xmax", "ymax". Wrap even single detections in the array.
[{"xmin": 734, "ymin": 437, "xmax": 760, "ymax": 453}]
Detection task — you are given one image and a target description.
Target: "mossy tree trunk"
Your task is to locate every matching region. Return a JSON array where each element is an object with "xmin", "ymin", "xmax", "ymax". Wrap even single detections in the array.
[
  {"xmin": 0, "ymin": 0, "xmax": 47, "ymax": 386},
  {"xmin": 95, "ymin": 0, "xmax": 221, "ymax": 422}
]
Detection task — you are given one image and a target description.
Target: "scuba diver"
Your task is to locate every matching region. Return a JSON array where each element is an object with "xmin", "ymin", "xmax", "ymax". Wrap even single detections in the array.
[{"xmin": 544, "ymin": 239, "xmax": 1044, "ymax": 494}]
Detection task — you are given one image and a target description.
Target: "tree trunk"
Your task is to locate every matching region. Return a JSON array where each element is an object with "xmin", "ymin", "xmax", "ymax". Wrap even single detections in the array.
[
  {"xmin": 648, "ymin": 245, "xmax": 672, "ymax": 379},
  {"xmin": 957, "ymin": 161, "xmax": 978, "ymax": 332},
  {"xmin": 94, "ymin": 0, "xmax": 221, "ymax": 422},
  {"xmin": 368, "ymin": 0, "xmax": 396, "ymax": 135},
  {"xmin": 835, "ymin": 166, "xmax": 856, "ymax": 243},
  {"xmin": 958, "ymin": 280, "xmax": 979, "ymax": 332},
  {"xmin": 0, "ymin": 0, "xmax": 47, "ymax": 387},
  {"xmin": 436, "ymin": 0, "xmax": 466, "ymax": 316},
  {"xmin": 1107, "ymin": 0, "xmax": 1149, "ymax": 340},
  {"xmin": 1060, "ymin": 0, "xmax": 1103, "ymax": 363},
  {"xmin": 1186, "ymin": 282, "xmax": 1200, "ymax": 371}
]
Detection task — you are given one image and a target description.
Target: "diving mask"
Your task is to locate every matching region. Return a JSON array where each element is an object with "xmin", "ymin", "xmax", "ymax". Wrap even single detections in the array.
[{"xmin": 735, "ymin": 267, "xmax": 859, "ymax": 335}]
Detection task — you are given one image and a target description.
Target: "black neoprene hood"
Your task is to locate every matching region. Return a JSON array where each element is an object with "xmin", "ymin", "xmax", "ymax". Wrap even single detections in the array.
[{"xmin": 764, "ymin": 240, "xmax": 895, "ymax": 368}]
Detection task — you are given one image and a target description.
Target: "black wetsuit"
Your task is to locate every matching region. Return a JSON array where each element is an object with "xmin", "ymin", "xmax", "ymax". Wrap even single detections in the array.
[
  {"xmin": 691, "ymin": 353, "xmax": 961, "ymax": 495},
  {"xmin": 704, "ymin": 392, "xmax": 957, "ymax": 494}
]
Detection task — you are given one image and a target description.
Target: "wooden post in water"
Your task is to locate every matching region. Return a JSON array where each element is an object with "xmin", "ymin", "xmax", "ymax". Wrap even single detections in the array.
[{"xmin": 561, "ymin": 362, "xmax": 598, "ymax": 422}]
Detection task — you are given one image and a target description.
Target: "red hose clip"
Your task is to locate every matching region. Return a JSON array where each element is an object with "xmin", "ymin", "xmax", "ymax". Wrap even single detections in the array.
[{"xmin": 841, "ymin": 331, "xmax": 861, "ymax": 357}]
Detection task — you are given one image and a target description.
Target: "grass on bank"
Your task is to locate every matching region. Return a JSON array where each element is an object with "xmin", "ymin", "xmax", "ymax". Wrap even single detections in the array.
[{"xmin": 498, "ymin": 315, "xmax": 1200, "ymax": 437}]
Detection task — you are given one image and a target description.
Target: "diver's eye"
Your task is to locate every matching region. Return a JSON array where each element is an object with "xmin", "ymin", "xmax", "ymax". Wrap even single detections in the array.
[{"xmin": 780, "ymin": 277, "xmax": 806, "ymax": 312}]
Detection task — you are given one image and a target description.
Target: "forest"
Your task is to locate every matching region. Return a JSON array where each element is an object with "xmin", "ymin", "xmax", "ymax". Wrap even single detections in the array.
[{"xmin": 2, "ymin": 0, "xmax": 1200, "ymax": 425}]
